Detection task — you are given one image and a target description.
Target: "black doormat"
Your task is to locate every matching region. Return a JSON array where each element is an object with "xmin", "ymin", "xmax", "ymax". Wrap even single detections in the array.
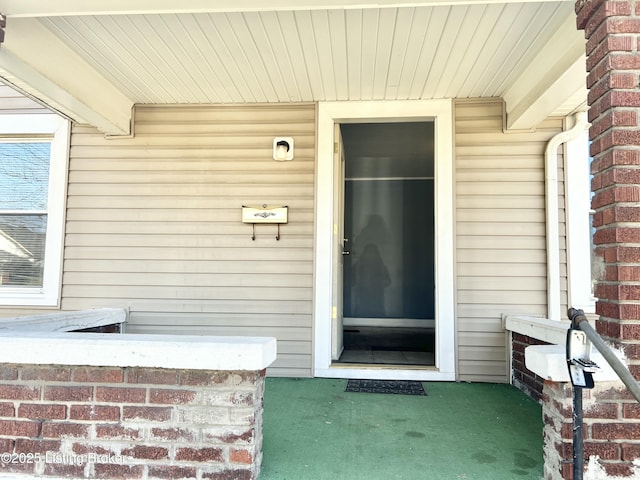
[{"xmin": 345, "ymin": 379, "xmax": 427, "ymax": 396}]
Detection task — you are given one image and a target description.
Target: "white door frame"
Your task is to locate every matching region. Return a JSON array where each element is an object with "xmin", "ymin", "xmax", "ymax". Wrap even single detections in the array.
[{"xmin": 313, "ymin": 99, "xmax": 456, "ymax": 381}]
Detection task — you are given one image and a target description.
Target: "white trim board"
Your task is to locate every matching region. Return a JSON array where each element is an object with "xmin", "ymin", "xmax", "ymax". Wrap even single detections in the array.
[
  {"xmin": 0, "ymin": 113, "xmax": 70, "ymax": 307},
  {"xmin": 313, "ymin": 99, "xmax": 456, "ymax": 381}
]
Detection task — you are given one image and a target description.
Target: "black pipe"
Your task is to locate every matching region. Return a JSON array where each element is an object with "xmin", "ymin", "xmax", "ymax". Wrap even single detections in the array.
[
  {"xmin": 573, "ymin": 385, "xmax": 584, "ymax": 480},
  {"xmin": 568, "ymin": 309, "xmax": 585, "ymax": 480}
]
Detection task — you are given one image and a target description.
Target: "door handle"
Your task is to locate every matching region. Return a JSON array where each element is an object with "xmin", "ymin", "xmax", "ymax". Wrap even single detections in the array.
[{"xmin": 342, "ymin": 237, "xmax": 350, "ymax": 255}]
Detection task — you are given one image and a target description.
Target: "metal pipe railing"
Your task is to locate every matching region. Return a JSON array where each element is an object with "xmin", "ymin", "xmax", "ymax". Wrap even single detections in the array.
[
  {"xmin": 568, "ymin": 308, "xmax": 640, "ymax": 403},
  {"xmin": 567, "ymin": 308, "xmax": 640, "ymax": 480}
]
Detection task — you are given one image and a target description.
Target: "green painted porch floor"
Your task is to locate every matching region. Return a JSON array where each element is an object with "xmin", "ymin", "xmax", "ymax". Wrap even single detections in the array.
[{"xmin": 260, "ymin": 378, "xmax": 543, "ymax": 480}]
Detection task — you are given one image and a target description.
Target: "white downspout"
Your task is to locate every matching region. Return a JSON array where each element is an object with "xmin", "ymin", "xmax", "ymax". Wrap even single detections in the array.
[{"xmin": 544, "ymin": 111, "xmax": 589, "ymax": 320}]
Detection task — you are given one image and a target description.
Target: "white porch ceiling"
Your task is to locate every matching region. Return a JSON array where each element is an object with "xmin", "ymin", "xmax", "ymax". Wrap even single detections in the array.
[{"xmin": 0, "ymin": 0, "xmax": 587, "ymax": 135}]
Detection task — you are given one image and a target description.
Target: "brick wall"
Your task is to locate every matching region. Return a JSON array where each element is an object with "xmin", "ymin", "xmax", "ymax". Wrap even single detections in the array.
[
  {"xmin": 512, "ymin": 333, "xmax": 548, "ymax": 403},
  {"xmin": 0, "ymin": 364, "xmax": 265, "ymax": 479},
  {"xmin": 542, "ymin": 380, "xmax": 640, "ymax": 479}
]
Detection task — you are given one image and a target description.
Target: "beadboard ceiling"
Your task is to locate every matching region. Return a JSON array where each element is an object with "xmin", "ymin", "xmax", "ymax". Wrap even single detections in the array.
[{"xmin": 0, "ymin": 0, "xmax": 587, "ymax": 135}]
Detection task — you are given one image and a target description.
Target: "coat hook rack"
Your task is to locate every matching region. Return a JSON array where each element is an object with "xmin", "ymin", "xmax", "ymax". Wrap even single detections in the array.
[{"xmin": 242, "ymin": 204, "xmax": 288, "ymax": 241}]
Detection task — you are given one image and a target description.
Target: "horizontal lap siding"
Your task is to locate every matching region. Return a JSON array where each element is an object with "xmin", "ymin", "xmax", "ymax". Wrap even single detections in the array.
[
  {"xmin": 454, "ymin": 99, "xmax": 566, "ymax": 383},
  {"xmin": 0, "ymin": 84, "xmax": 52, "ymax": 114},
  {"xmin": 63, "ymin": 104, "xmax": 316, "ymax": 377}
]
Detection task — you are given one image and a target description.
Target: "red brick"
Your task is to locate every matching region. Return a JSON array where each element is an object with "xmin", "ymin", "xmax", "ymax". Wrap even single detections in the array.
[
  {"xmin": 150, "ymin": 427, "xmax": 197, "ymax": 442},
  {"xmin": 576, "ymin": 0, "xmax": 601, "ymax": 31},
  {"xmin": 623, "ymin": 343, "xmax": 640, "ymax": 359},
  {"xmin": 603, "ymin": 246, "xmax": 640, "ymax": 263},
  {"xmin": 93, "ymin": 463, "xmax": 144, "ymax": 479},
  {"xmin": 121, "ymin": 445, "xmax": 168, "ymax": 460},
  {"xmin": 555, "ymin": 440, "xmax": 573, "ymax": 459},
  {"xmin": 595, "ymin": 284, "xmax": 640, "ymax": 302},
  {"xmin": 585, "ymin": 402, "xmax": 619, "ymax": 419},
  {"xmin": 95, "ymin": 386, "xmax": 146, "ymax": 403},
  {"xmin": 175, "ymin": 447, "xmax": 224, "ymax": 463},
  {"xmin": 608, "ymin": 17, "xmax": 640, "ymax": 34},
  {"xmin": 596, "ymin": 301, "xmax": 640, "ymax": 321},
  {"xmin": 18, "ymin": 404, "xmax": 67, "ymax": 420},
  {"xmin": 202, "ymin": 470, "xmax": 252, "ymax": 480},
  {"xmin": 95, "ymin": 424, "xmax": 143, "ymax": 440},
  {"xmin": 595, "ymin": 227, "xmax": 640, "ymax": 245},
  {"xmin": 126, "ymin": 368, "xmax": 177, "ymax": 385},
  {"xmin": 72, "ymin": 367, "xmax": 124, "ymax": 383},
  {"xmin": 20, "ymin": 367, "xmax": 71, "ymax": 382},
  {"xmin": 585, "ymin": 441, "xmax": 620, "ymax": 460},
  {"xmin": 0, "ymin": 402, "xmax": 14, "ymax": 417},
  {"xmin": 72, "ymin": 442, "xmax": 116, "ymax": 456},
  {"xmin": 561, "ymin": 421, "xmax": 577, "ymax": 440},
  {"xmin": 178, "ymin": 371, "xmax": 230, "ymax": 386},
  {"xmin": 0, "ymin": 438, "xmax": 14, "ymax": 452},
  {"xmin": 0, "ymin": 385, "xmax": 40, "ymax": 401},
  {"xmin": 230, "ymin": 448, "xmax": 253, "ymax": 465},
  {"xmin": 122, "ymin": 406, "xmax": 172, "ymax": 422},
  {"xmin": 43, "ymin": 463, "xmax": 86, "ymax": 478},
  {"xmin": 148, "ymin": 466, "xmax": 197, "ymax": 479},
  {"xmin": 610, "ymin": 72, "xmax": 637, "ymax": 89},
  {"xmin": 14, "ymin": 438, "xmax": 61, "ymax": 455},
  {"xmin": 621, "ymin": 323, "xmax": 640, "ymax": 339},
  {"xmin": 623, "ymin": 402, "xmax": 640, "ymax": 419},
  {"xmin": 0, "ymin": 419, "xmax": 41, "ymax": 437},
  {"xmin": 69, "ymin": 405, "xmax": 120, "ymax": 422},
  {"xmin": 592, "ymin": 149, "xmax": 640, "ymax": 173},
  {"xmin": 149, "ymin": 388, "xmax": 197, "ymax": 405},
  {"xmin": 593, "ymin": 422, "xmax": 640, "ymax": 440},
  {"xmin": 41, "ymin": 422, "xmax": 89, "ymax": 439},
  {"xmin": 0, "ymin": 366, "xmax": 18, "ymax": 380},
  {"xmin": 610, "ymin": 168, "xmax": 640, "ymax": 188},
  {"xmin": 602, "ymin": 462, "xmax": 634, "ymax": 477},
  {"xmin": 43, "ymin": 386, "xmax": 93, "ymax": 402},
  {"xmin": 621, "ymin": 442, "xmax": 640, "ymax": 460}
]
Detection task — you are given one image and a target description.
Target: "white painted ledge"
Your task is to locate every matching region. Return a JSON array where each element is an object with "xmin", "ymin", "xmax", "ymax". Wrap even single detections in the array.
[
  {"xmin": 504, "ymin": 314, "xmax": 571, "ymax": 345},
  {"xmin": 525, "ymin": 344, "xmax": 625, "ymax": 383},
  {"xmin": 0, "ymin": 308, "xmax": 127, "ymax": 332},
  {"xmin": 0, "ymin": 331, "xmax": 277, "ymax": 371}
]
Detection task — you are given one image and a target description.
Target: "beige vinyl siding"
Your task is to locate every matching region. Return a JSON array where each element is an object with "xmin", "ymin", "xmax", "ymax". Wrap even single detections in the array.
[
  {"xmin": 63, "ymin": 104, "xmax": 316, "ymax": 377},
  {"xmin": 454, "ymin": 98, "xmax": 567, "ymax": 383},
  {"xmin": 0, "ymin": 84, "xmax": 52, "ymax": 114}
]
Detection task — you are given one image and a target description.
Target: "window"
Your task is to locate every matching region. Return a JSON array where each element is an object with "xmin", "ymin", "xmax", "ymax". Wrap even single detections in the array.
[{"xmin": 0, "ymin": 114, "xmax": 70, "ymax": 306}]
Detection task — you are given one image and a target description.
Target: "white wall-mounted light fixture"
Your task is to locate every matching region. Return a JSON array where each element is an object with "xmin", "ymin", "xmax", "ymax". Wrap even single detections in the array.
[{"xmin": 273, "ymin": 137, "xmax": 294, "ymax": 161}]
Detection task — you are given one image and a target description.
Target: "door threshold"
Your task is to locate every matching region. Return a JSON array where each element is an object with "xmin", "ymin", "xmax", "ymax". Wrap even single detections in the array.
[
  {"xmin": 315, "ymin": 365, "xmax": 455, "ymax": 381},
  {"xmin": 331, "ymin": 362, "xmax": 437, "ymax": 371}
]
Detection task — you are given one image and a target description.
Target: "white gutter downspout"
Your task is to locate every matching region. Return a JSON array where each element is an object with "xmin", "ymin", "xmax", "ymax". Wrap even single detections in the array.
[{"xmin": 544, "ymin": 111, "xmax": 589, "ymax": 320}]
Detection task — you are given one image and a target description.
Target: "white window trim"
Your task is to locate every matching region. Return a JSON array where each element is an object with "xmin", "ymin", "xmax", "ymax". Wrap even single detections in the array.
[
  {"xmin": 313, "ymin": 99, "xmax": 456, "ymax": 381},
  {"xmin": 0, "ymin": 114, "xmax": 70, "ymax": 307},
  {"xmin": 564, "ymin": 124, "xmax": 595, "ymax": 314}
]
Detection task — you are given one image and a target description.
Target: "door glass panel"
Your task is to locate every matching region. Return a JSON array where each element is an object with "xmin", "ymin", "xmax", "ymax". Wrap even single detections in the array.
[{"xmin": 341, "ymin": 122, "xmax": 435, "ymax": 321}]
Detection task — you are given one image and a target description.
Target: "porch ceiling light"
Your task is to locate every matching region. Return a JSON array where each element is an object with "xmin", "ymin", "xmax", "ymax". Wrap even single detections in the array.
[{"xmin": 273, "ymin": 137, "xmax": 294, "ymax": 161}]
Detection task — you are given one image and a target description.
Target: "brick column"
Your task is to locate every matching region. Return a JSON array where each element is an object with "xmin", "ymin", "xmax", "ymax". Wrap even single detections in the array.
[
  {"xmin": 542, "ymin": 0, "xmax": 640, "ymax": 477},
  {"xmin": 576, "ymin": 0, "xmax": 640, "ymax": 376}
]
